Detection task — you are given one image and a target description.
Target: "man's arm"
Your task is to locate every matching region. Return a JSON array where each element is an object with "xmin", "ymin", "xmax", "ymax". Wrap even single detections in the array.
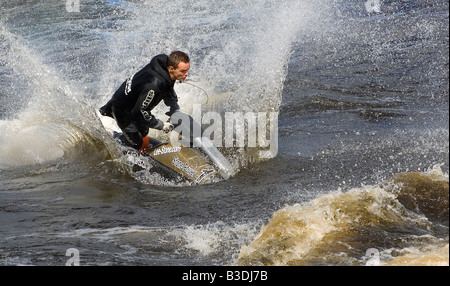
[
  {"xmin": 164, "ymin": 89, "xmax": 180, "ymax": 116},
  {"xmin": 131, "ymin": 86, "xmax": 162, "ymax": 129},
  {"xmin": 131, "ymin": 85, "xmax": 174, "ymax": 133}
]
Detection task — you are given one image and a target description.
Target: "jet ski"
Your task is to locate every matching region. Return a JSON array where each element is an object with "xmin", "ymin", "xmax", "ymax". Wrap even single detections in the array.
[{"xmin": 99, "ymin": 111, "xmax": 235, "ymax": 185}]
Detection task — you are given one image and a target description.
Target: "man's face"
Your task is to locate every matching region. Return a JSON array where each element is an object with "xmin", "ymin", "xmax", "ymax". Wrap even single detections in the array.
[{"xmin": 168, "ymin": 62, "xmax": 190, "ymax": 82}]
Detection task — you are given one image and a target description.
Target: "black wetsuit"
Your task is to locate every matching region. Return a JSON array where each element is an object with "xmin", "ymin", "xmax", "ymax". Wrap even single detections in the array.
[{"xmin": 99, "ymin": 54, "xmax": 180, "ymax": 149}]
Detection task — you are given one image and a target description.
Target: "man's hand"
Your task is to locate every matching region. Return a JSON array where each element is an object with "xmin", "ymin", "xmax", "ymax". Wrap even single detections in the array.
[{"xmin": 163, "ymin": 122, "xmax": 174, "ymax": 133}]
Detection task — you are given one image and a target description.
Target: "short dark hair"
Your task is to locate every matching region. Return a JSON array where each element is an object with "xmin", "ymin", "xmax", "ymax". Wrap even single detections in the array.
[{"xmin": 167, "ymin": 51, "xmax": 190, "ymax": 69}]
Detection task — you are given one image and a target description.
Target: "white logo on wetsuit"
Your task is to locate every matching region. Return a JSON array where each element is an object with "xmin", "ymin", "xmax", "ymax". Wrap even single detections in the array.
[
  {"xmin": 125, "ymin": 75, "xmax": 134, "ymax": 95},
  {"xmin": 141, "ymin": 89, "xmax": 155, "ymax": 121}
]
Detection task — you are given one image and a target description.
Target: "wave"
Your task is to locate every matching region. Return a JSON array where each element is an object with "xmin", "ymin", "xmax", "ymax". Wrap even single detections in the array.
[
  {"xmin": 0, "ymin": 24, "xmax": 113, "ymax": 169},
  {"xmin": 384, "ymin": 244, "xmax": 449, "ymax": 266},
  {"xmin": 52, "ymin": 222, "xmax": 261, "ymax": 265},
  {"xmin": 236, "ymin": 165, "xmax": 449, "ymax": 266},
  {"xmin": 0, "ymin": 122, "xmax": 107, "ymax": 167}
]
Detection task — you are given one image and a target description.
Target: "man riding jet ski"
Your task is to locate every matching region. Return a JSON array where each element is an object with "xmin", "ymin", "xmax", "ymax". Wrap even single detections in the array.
[{"xmin": 99, "ymin": 51, "xmax": 234, "ymax": 183}]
